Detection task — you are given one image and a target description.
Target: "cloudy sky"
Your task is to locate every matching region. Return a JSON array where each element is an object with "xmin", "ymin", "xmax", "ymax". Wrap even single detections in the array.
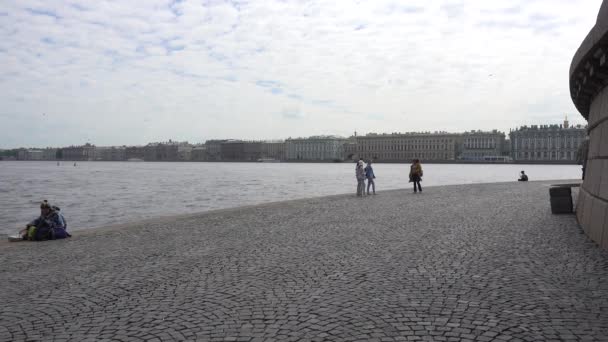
[{"xmin": 0, "ymin": 0, "xmax": 602, "ymax": 148}]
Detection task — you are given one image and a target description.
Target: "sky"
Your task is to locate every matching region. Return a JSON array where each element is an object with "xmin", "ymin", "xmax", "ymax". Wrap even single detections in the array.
[{"xmin": 0, "ymin": 0, "xmax": 603, "ymax": 148}]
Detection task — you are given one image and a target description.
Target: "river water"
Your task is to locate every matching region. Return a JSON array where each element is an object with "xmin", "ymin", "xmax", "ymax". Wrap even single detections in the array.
[{"xmin": 0, "ymin": 161, "xmax": 581, "ymax": 235}]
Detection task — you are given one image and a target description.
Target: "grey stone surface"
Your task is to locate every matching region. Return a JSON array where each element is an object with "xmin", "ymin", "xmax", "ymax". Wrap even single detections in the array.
[
  {"xmin": 1, "ymin": 181, "xmax": 608, "ymax": 341},
  {"xmin": 569, "ymin": 1, "xmax": 608, "ymax": 119},
  {"xmin": 571, "ymin": 0, "xmax": 608, "ymax": 250}
]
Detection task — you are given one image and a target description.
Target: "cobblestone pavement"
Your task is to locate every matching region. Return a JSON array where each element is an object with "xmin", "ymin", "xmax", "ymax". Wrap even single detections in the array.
[{"xmin": 1, "ymin": 181, "xmax": 607, "ymax": 342}]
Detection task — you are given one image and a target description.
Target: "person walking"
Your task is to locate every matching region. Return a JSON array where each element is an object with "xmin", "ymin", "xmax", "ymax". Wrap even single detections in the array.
[
  {"xmin": 365, "ymin": 160, "xmax": 376, "ymax": 195},
  {"xmin": 356, "ymin": 160, "xmax": 366, "ymax": 197},
  {"xmin": 409, "ymin": 159, "xmax": 423, "ymax": 193}
]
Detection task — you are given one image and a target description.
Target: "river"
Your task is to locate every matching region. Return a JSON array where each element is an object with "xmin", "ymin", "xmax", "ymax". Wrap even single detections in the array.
[{"xmin": 0, "ymin": 161, "xmax": 581, "ymax": 235}]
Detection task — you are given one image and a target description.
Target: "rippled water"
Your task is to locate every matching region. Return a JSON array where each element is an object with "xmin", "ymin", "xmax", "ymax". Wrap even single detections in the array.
[{"xmin": 0, "ymin": 161, "xmax": 581, "ymax": 235}]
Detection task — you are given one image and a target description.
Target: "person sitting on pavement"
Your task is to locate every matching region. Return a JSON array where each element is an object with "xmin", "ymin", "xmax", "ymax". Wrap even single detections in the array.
[
  {"xmin": 20, "ymin": 200, "xmax": 70, "ymax": 241},
  {"xmin": 518, "ymin": 170, "xmax": 529, "ymax": 182}
]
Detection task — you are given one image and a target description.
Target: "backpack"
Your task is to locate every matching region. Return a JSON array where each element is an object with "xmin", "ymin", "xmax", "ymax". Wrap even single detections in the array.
[{"xmin": 51, "ymin": 206, "xmax": 71, "ymax": 239}]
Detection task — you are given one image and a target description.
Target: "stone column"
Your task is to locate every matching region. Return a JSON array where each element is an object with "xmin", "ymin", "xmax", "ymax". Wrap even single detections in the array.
[{"xmin": 570, "ymin": 1, "xmax": 608, "ymax": 249}]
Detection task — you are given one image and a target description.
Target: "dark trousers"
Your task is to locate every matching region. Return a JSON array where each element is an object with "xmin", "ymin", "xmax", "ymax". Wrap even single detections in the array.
[
  {"xmin": 366, "ymin": 178, "xmax": 375, "ymax": 194},
  {"xmin": 413, "ymin": 180, "xmax": 422, "ymax": 193}
]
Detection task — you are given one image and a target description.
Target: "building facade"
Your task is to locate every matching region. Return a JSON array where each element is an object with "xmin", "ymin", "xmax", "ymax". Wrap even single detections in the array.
[
  {"xmin": 458, "ymin": 130, "xmax": 506, "ymax": 161},
  {"xmin": 125, "ymin": 146, "xmax": 145, "ymax": 160},
  {"xmin": 191, "ymin": 146, "xmax": 208, "ymax": 161},
  {"xmin": 343, "ymin": 139, "xmax": 358, "ymax": 161},
  {"xmin": 177, "ymin": 145, "xmax": 193, "ymax": 161},
  {"xmin": 144, "ymin": 142, "xmax": 179, "ymax": 161},
  {"xmin": 42, "ymin": 148, "xmax": 58, "ymax": 160},
  {"xmin": 509, "ymin": 119, "xmax": 587, "ymax": 162},
  {"xmin": 94, "ymin": 146, "xmax": 126, "ymax": 161},
  {"xmin": 17, "ymin": 149, "xmax": 43, "ymax": 160},
  {"xmin": 61, "ymin": 144, "xmax": 96, "ymax": 161},
  {"xmin": 354, "ymin": 132, "xmax": 458, "ymax": 162},
  {"xmin": 503, "ymin": 139, "xmax": 511, "ymax": 158},
  {"xmin": 220, "ymin": 141, "xmax": 263, "ymax": 161},
  {"xmin": 205, "ymin": 140, "xmax": 228, "ymax": 161},
  {"xmin": 285, "ymin": 136, "xmax": 346, "ymax": 161},
  {"xmin": 260, "ymin": 141, "xmax": 286, "ymax": 161}
]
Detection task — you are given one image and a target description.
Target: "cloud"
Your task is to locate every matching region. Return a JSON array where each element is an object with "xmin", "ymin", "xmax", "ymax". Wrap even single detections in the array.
[
  {"xmin": 25, "ymin": 7, "xmax": 60, "ymax": 19},
  {"xmin": 0, "ymin": 0, "xmax": 603, "ymax": 147},
  {"xmin": 281, "ymin": 107, "xmax": 304, "ymax": 119}
]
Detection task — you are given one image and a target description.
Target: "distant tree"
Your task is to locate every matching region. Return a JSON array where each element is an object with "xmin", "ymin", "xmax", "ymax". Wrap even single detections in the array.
[
  {"xmin": 1, "ymin": 149, "xmax": 17, "ymax": 157},
  {"xmin": 56, "ymin": 149, "xmax": 63, "ymax": 160}
]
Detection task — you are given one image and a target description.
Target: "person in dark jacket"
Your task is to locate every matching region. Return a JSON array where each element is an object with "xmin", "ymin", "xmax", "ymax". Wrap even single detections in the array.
[
  {"xmin": 365, "ymin": 160, "xmax": 376, "ymax": 195},
  {"xmin": 409, "ymin": 159, "xmax": 423, "ymax": 193},
  {"xmin": 20, "ymin": 200, "xmax": 69, "ymax": 241},
  {"xmin": 518, "ymin": 171, "xmax": 529, "ymax": 182},
  {"xmin": 577, "ymin": 137, "xmax": 589, "ymax": 180}
]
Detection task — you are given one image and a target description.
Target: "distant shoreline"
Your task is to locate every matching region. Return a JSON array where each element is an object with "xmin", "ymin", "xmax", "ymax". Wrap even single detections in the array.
[{"xmin": 0, "ymin": 159, "xmax": 580, "ymax": 165}]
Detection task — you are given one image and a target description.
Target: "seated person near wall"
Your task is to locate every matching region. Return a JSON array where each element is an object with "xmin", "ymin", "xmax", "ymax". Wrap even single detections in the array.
[
  {"xmin": 20, "ymin": 200, "xmax": 70, "ymax": 241},
  {"xmin": 518, "ymin": 171, "xmax": 529, "ymax": 182}
]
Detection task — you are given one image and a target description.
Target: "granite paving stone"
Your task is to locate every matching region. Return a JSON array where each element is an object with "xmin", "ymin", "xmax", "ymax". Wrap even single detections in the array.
[{"xmin": 1, "ymin": 181, "xmax": 607, "ymax": 341}]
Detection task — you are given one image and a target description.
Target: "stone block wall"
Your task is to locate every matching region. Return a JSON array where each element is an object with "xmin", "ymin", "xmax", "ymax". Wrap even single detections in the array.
[{"xmin": 571, "ymin": 1, "xmax": 608, "ymax": 249}]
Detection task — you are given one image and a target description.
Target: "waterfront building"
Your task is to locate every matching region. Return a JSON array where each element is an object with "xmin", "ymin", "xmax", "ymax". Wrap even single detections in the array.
[
  {"xmin": 205, "ymin": 140, "xmax": 228, "ymax": 161},
  {"xmin": 354, "ymin": 132, "xmax": 458, "ymax": 162},
  {"xmin": 509, "ymin": 118, "xmax": 587, "ymax": 162},
  {"xmin": 61, "ymin": 143, "xmax": 96, "ymax": 161},
  {"xmin": 14, "ymin": 147, "xmax": 57, "ymax": 160},
  {"xmin": 125, "ymin": 146, "xmax": 145, "ymax": 160},
  {"xmin": 93, "ymin": 147, "xmax": 108, "ymax": 161},
  {"xmin": 260, "ymin": 141, "xmax": 286, "ymax": 161},
  {"xmin": 285, "ymin": 136, "xmax": 346, "ymax": 161},
  {"xmin": 220, "ymin": 140, "xmax": 263, "ymax": 161},
  {"xmin": 191, "ymin": 145, "xmax": 208, "ymax": 161},
  {"xmin": 503, "ymin": 139, "xmax": 511, "ymax": 157},
  {"xmin": 343, "ymin": 139, "xmax": 358, "ymax": 160},
  {"xmin": 17, "ymin": 149, "xmax": 43, "ymax": 160},
  {"xmin": 30, "ymin": 150, "xmax": 43, "ymax": 160},
  {"xmin": 177, "ymin": 144, "xmax": 193, "ymax": 161},
  {"xmin": 458, "ymin": 130, "xmax": 506, "ymax": 161},
  {"xmin": 144, "ymin": 141, "xmax": 179, "ymax": 161},
  {"xmin": 17, "ymin": 149, "xmax": 26, "ymax": 160},
  {"xmin": 94, "ymin": 146, "xmax": 126, "ymax": 161},
  {"xmin": 16, "ymin": 149, "xmax": 26, "ymax": 160},
  {"xmin": 42, "ymin": 148, "xmax": 58, "ymax": 160}
]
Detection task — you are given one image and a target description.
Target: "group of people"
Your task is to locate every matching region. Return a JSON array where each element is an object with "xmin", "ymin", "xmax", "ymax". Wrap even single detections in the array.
[
  {"xmin": 355, "ymin": 159, "xmax": 424, "ymax": 196},
  {"xmin": 17, "ymin": 200, "xmax": 70, "ymax": 241},
  {"xmin": 355, "ymin": 159, "xmax": 376, "ymax": 196}
]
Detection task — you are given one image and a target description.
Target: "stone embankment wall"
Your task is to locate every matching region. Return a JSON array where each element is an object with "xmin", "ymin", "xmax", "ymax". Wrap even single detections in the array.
[{"xmin": 570, "ymin": 1, "xmax": 608, "ymax": 248}]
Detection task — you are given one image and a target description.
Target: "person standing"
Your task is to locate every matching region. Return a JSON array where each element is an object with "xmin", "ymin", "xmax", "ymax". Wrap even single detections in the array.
[
  {"xmin": 577, "ymin": 137, "xmax": 589, "ymax": 180},
  {"xmin": 409, "ymin": 159, "xmax": 423, "ymax": 193},
  {"xmin": 365, "ymin": 160, "xmax": 376, "ymax": 195},
  {"xmin": 356, "ymin": 160, "xmax": 366, "ymax": 197}
]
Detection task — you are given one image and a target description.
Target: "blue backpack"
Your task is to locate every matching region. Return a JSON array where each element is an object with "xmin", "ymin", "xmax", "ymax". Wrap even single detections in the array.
[{"xmin": 51, "ymin": 207, "xmax": 71, "ymax": 239}]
